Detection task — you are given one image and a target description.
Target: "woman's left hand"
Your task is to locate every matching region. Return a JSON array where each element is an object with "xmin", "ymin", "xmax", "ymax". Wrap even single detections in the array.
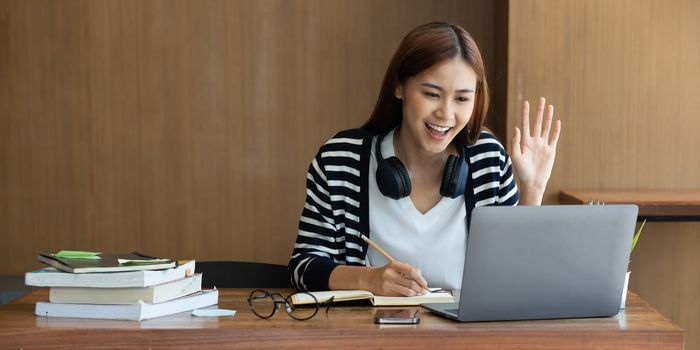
[{"xmin": 510, "ymin": 97, "xmax": 562, "ymax": 205}]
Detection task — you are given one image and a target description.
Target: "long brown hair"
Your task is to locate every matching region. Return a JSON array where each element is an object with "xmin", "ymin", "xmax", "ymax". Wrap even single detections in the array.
[{"xmin": 362, "ymin": 22, "xmax": 489, "ymax": 146}]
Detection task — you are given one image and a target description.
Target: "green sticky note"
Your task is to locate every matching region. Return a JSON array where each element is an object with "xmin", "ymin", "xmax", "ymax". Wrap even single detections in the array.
[
  {"xmin": 55, "ymin": 250, "xmax": 102, "ymax": 260},
  {"xmin": 192, "ymin": 309, "xmax": 236, "ymax": 317}
]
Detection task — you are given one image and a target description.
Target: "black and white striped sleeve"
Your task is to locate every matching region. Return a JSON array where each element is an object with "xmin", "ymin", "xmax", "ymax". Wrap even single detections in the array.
[
  {"xmin": 288, "ymin": 148, "xmax": 341, "ymax": 291},
  {"xmin": 288, "ymin": 129, "xmax": 370, "ymax": 292},
  {"xmin": 470, "ymin": 132, "xmax": 519, "ymax": 207},
  {"xmin": 496, "ymin": 146, "xmax": 519, "ymax": 206}
]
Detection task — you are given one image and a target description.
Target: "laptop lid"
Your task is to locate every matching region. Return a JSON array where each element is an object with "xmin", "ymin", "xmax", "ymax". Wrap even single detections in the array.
[{"xmin": 450, "ymin": 205, "xmax": 637, "ymax": 322}]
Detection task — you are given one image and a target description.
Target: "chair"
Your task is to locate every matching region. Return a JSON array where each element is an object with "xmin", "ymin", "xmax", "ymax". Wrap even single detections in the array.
[
  {"xmin": 0, "ymin": 276, "xmax": 36, "ymax": 305},
  {"xmin": 194, "ymin": 261, "xmax": 292, "ymax": 289}
]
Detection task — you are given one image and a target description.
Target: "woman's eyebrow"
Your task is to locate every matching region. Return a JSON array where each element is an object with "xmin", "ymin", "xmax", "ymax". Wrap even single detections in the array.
[{"xmin": 420, "ymin": 83, "xmax": 474, "ymax": 93}]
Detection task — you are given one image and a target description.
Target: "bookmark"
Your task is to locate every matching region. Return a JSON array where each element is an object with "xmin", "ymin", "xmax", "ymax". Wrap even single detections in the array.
[{"xmin": 192, "ymin": 308, "xmax": 236, "ymax": 317}]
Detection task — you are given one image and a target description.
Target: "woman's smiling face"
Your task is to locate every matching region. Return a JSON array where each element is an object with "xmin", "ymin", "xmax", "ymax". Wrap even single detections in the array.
[{"xmin": 395, "ymin": 57, "xmax": 477, "ymax": 156}]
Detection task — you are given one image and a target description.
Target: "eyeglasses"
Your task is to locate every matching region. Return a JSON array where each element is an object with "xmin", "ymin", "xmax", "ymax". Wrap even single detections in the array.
[{"xmin": 247, "ymin": 289, "xmax": 334, "ymax": 321}]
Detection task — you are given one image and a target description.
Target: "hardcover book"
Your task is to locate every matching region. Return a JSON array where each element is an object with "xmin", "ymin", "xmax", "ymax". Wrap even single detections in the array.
[
  {"xmin": 49, "ymin": 273, "xmax": 203, "ymax": 304},
  {"xmin": 37, "ymin": 252, "xmax": 175, "ymax": 273},
  {"xmin": 35, "ymin": 289, "xmax": 218, "ymax": 321},
  {"xmin": 25, "ymin": 260, "xmax": 195, "ymax": 288}
]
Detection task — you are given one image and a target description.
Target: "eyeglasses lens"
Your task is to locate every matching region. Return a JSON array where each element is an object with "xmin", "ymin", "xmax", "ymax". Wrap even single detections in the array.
[
  {"xmin": 285, "ymin": 293, "xmax": 319, "ymax": 320},
  {"xmin": 249, "ymin": 290, "xmax": 276, "ymax": 318}
]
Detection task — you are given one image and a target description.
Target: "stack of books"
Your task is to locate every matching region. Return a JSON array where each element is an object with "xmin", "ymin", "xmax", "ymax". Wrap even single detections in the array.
[{"xmin": 25, "ymin": 252, "xmax": 218, "ymax": 321}]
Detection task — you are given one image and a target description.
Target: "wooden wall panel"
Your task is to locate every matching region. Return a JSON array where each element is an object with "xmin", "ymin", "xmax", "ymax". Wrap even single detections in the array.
[
  {"xmin": 508, "ymin": 0, "xmax": 700, "ymax": 199},
  {"xmin": 508, "ymin": 1, "xmax": 700, "ymax": 349},
  {"xmin": 0, "ymin": 0, "xmax": 498, "ymax": 274}
]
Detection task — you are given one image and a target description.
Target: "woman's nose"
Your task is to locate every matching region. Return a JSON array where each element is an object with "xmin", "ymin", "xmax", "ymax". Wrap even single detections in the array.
[{"xmin": 434, "ymin": 100, "xmax": 454, "ymax": 119}]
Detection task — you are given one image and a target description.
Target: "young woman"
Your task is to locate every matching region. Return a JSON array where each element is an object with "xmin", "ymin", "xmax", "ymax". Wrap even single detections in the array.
[{"xmin": 288, "ymin": 22, "xmax": 561, "ymax": 296}]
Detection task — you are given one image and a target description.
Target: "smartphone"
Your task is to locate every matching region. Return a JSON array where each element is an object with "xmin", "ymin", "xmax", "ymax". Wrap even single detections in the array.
[{"xmin": 373, "ymin": 309, "xmax": 420, "ymax": 324}]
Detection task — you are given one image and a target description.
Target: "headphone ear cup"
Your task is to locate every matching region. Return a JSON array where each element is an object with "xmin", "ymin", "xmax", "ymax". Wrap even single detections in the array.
[
  {"xmin": 440, "ymin": 155, "xmax": 458, "ymax": 197},
  {"xmin": 377, "ymin": 156, "xmax": 411, "ymax": 199}
]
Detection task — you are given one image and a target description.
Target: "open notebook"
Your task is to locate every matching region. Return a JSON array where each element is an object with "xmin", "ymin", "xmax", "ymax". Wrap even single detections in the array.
[{"xmin": 290, "ymin": 288, "xmax": 453, "ymax": 306}]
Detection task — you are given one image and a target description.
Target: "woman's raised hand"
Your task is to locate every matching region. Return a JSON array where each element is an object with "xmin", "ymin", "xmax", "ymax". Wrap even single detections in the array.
[{"xmin": 510, "ymin": 97, "xmax": 562, "ymax": 205}]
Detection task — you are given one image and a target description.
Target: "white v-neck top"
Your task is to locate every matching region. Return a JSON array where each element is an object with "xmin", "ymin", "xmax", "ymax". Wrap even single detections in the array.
[{"xmin": 367, "ymin": 129, "xmax": 467, "ymax": 289}]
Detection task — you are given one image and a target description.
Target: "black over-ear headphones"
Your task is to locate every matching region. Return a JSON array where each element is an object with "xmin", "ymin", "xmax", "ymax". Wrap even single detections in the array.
[{"xmin": 374, "ymin": 131, "xmax": 469, "ymax": 200}]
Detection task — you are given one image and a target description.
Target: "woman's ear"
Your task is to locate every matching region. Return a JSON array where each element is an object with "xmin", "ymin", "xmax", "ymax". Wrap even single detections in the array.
[{"xmin": 394, "ymin": 85, "xmax": 403, "ymax": 99}]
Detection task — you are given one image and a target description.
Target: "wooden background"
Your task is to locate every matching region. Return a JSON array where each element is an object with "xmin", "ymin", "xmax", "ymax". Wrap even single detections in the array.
[
  {"xmin": 507, "ymin": 0, "xmax": 699, "ymax": 348},
  {"xmin": 2, "ymin": 0, "xmax": 698, "ymax": 347},
  {"xmin": 0, "ymin": 0, "xmax": 502, "ymax": 274}
]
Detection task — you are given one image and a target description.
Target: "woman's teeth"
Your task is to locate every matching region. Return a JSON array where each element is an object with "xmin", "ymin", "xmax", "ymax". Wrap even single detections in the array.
[{"xmin": 426, "ymin": 123, "xmax": 451, "ymax": 135}]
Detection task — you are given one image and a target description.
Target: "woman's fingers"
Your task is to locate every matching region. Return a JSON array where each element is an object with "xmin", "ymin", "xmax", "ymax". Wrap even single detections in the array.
[
  {"xmin": 389, "ymin": 283, "xmax": 420, "ymax": 297},
  {"xmin": 393, "ymin": 277, "xmax": 425, "ymax": 296},
  {"xmin": 511, "ymin": 126, "xmax": 522, "ymax": 155},
  {"xmin": 389, "ymin": 262, "xmax": 428, "ymax": 295},
  {"xmin": 534, "ymin": 97, "xmax": 545, "ymax": 138},
  {"xmin": 399, "ymin": 264, "xmax": 428, "ymax": 290},
  {"xmin": 521, "ymin": 100, "xmax": 530, "ymax": 138},
  {"xmin": 392, "ymin": 262, "xmax": 425, "ymax": 284},
  {"xmin": 549, "ymin": 119, "xmax": 562, "ymax": 147},
  {"xmin": 542, "ymin": 104, "xmax": 554, "ymax": 138},
  {"xmin": 522, "ymin": 98, "xmax": 556, "ymax": 141},
  {"xmin": 408, "ymin": 267, "xmax": 427, "ymax": 289}
]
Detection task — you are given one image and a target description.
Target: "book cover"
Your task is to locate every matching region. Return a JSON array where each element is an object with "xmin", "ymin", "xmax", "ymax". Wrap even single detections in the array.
[
  {"xmin": 291, "ymin": 288, "xmax": 454, "ymax": 306},
  {"xmin": 35, "ymin": 289, "xmax": 218, "ymax": 321},
  {"xmin": 49, "ymin": 273, "xmax": 202, "ymax": 304},
  {"xmin": 37, "ymin": 252, "xmax": 176, "ymax": 273},
  {"xmin": 25, "ymin": 260, "xmax": 196, "ymax": 288}
]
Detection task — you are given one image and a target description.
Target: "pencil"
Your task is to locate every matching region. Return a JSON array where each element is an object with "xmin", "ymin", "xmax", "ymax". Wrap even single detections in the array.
[{"xmin": 360, "ymin": 235, "xmax": 396, "ymax": 263}]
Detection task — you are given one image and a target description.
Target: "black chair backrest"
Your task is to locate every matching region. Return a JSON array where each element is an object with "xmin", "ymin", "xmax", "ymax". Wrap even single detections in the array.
[{"xmin": 195, "ymin": 261, "xmax": 292, "ymax": 289}]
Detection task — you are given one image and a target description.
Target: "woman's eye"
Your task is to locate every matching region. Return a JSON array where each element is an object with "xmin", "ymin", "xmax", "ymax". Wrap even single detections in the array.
[
  {"xmin": 457, "ymin": 96, "xmax": 471, "ymax": 102},
  {"xmin": 423, "ymin": 92, "xmax": 439, "ymax": 98}
]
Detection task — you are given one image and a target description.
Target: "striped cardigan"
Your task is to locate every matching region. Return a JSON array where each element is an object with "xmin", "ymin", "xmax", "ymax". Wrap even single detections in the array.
[{"xmin": 288, "ymin": 128, "xmax": 519, "ymax": 291}]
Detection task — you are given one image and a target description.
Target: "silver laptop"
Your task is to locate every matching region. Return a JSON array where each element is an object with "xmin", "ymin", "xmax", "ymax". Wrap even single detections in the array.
[{"xmin": 422, "ymin": 205, "xmax": 638, "ymax": 322}]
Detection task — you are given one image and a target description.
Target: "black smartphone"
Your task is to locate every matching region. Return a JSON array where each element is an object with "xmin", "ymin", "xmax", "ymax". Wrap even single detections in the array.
[{"xmin": 373, "ymin": 309, "xmax": 420, "ymax": 324}]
